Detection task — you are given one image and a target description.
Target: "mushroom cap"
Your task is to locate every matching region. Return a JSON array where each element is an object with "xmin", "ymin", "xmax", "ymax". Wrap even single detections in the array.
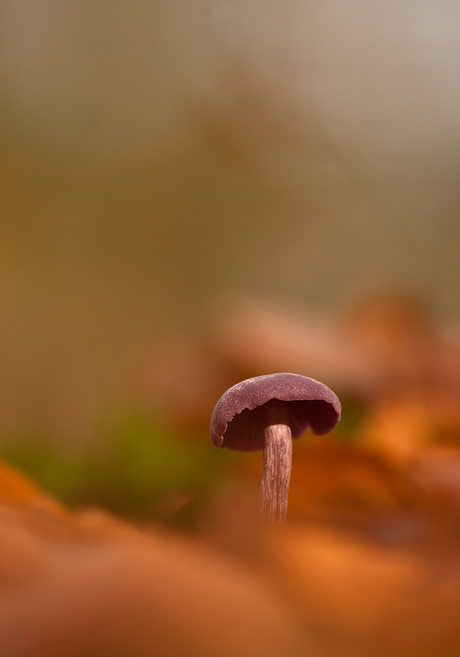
[{"xmin": 210, "ymin": 373, "xmax": 341, "ymax": 451}]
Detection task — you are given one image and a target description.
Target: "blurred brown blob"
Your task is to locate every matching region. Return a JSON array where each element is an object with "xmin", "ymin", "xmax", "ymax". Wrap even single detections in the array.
[
  {"xmin": 287, "ymin": 440, "xmax": 420, "ymax": 532},
  {"xmin": 137, "ymin": 290, "xmax": 460, "ymax": 434},
  {"xmin": 0, "ymin": 500, "xmax": 312, "ymax": 657},
  {"xmin": 242, "ymin": 438, "xmax": 431, "ymax": 544},
  {"xmin": 267, "ymin": 523, "xmax": 460, "ymax": 657},
  {"xmin": 207, "ymin": 295, "xmax": 379, "ymax": 396},
  {"xmin": 0, "ymin": 460, "xmax": 67, "ymax": 518},
  {"xmin": 341, "ymin": 290, "xmax": 460, "ymax": 395},
  {"xmin": 134, "ymin": 336, "xmax": 234, "ymax": 434},
  {"xmin": 134, "ymin": 294, "xmax": 376, "ymax": 434},
  {"xmin": 208, "ymin": 290, "xmax": 460, "ymax": 401},
  {"xmin": 359, "ymin": 395, "xmax": 460, "ymax": 463},
  {"xmin": 408, "ymin": 447, "xmax": 460, "ymax": 506},
  {"xmin": 208, "ymin": 437, "xmax": 460, "ymax": 657}
]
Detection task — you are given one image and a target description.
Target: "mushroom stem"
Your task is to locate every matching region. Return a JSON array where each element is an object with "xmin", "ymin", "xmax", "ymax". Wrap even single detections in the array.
[{"xmin": 259, "ymin": 400, "xmax": 292, "ymax": 523}]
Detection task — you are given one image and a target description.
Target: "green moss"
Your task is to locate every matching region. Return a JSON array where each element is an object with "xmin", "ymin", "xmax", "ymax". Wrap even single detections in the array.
[{"xmin": 0, "ymin": 412, "xmax": 237, "ymax": 525}]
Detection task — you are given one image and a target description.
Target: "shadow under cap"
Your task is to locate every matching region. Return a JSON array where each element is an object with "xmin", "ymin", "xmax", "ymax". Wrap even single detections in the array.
[{"xmin": 210, "ymin": 373, "xmax": 341, "ymax": 452}]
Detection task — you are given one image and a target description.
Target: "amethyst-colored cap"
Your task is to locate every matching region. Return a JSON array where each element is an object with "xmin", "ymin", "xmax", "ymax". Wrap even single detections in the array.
[{"xmin": 210, "ymin": 373, "xmax": 341, "ymax": 452}]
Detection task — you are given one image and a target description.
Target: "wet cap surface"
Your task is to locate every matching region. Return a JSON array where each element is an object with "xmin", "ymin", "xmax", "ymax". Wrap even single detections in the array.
[{"xmin": 210, "ymin": 373, "xmax": 341, "ymax": 451}]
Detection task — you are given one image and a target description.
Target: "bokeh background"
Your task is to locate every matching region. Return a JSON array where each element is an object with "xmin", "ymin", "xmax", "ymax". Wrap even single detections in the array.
[
  {"xmin": 1, "ymin": 0, "xmax": 460, "ymax": 443},
  {"xmin": 3, "ymin": 3, "xmax": 460, "ymax": 655}
]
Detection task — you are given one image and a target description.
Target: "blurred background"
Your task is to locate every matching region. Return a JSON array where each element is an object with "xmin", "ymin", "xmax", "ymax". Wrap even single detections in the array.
[
  {"xmin": 1, "ymin": 0, "xmax": 460, "ymax": 444},
  {"xmin": 2, "ymin": 1, "xmax": 460, "ymax": 655}
]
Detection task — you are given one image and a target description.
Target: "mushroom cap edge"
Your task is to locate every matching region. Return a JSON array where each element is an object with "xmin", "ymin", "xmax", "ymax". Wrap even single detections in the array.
[{"xmin": 210, "ymin": 373, "xmax": 341, "ymax": 452}]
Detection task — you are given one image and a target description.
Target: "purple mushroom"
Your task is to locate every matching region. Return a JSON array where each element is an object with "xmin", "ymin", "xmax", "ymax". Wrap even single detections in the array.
[{"xmin": 210, "ymin": 373, "xmax": 341, "ymax": 523}]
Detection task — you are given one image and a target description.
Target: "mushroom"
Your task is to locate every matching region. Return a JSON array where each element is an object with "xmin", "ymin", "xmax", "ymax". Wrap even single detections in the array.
[{"xmin": 210, "ymin": 373, "xmax": 341, "ymax": 523}]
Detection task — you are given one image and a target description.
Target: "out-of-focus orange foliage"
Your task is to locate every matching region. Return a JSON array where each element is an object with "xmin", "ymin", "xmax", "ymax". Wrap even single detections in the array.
[
  {"xmin": 239, "ymin": 438, "xmax": 460, "ymax": 656},
  {"xmin": 0, "ymin": 460, "xmax": 67, "ymax": 517},
  {"xmin": 136, "ymin": 290, "xmax": 460, "ymax": 439},
  {"xmin": 267, "ymin": 523, "xmax": 460, "ymax": 657},
  {"xmin": 196, "ymin": 290, "xmax": 460, "ymax": 656},
  {"xmin": 359, "ymin": 395, "xmax": 460, "ymax": 463},
  {"xmin": 0, "ymin": 471, "xmax": 312, "ymax": 657},
  {"xmin": 287, "ymin": 439, "xmax": 419, "ymax": 523},
  {"xmin": 341, "ymin": 290, "xmax": 440, "ymax": 389},
  {"xmin": 6, "ymin": 288, "xmax": 460, "ymax": 656}
]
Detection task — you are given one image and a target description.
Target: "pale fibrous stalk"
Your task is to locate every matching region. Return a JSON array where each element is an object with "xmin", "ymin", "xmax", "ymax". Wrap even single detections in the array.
[{"xmin": 259, "ymin": 399, "xmax": 292, "ymax": 523}]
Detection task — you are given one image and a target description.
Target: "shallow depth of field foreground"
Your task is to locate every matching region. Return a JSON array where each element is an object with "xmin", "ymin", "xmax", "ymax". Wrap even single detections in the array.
[{"xmin": 2, "ymin": 1, "xmax": 460, "ymax": 654}]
